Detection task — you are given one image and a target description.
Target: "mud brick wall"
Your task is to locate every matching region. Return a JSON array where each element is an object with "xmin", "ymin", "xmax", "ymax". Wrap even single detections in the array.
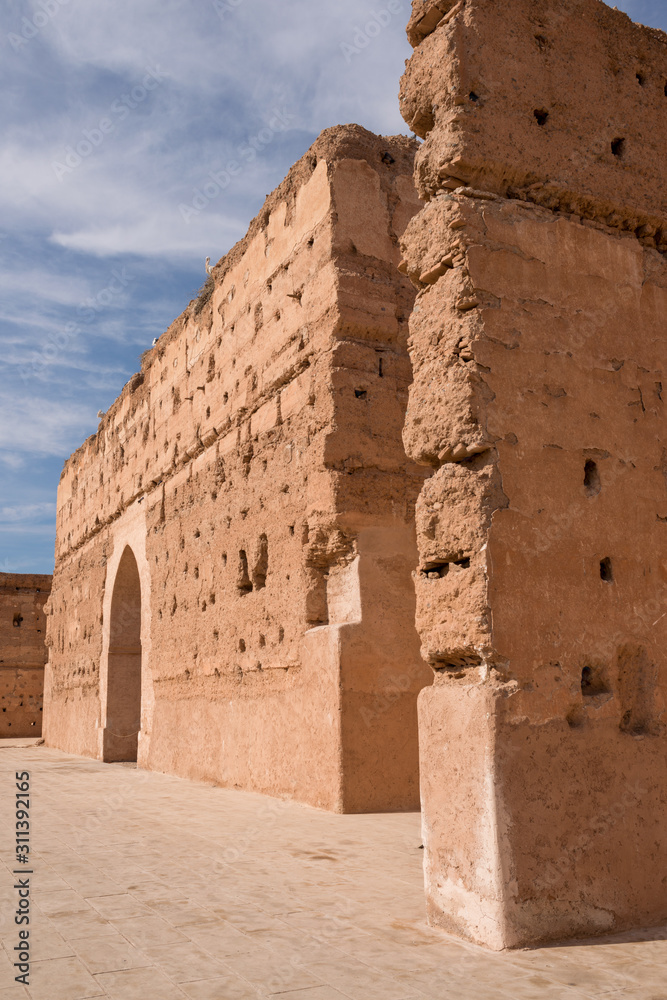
[
  {"xmin": 0, "ymin": 574, "xmax": 51, "ymax": 737},
  {"xmin": 44, "ymin": 125, "xmax": 432, "ymax": 812},
  {"xmin": 400, "ymin": 0, "xmax": 667, "ymax": 948}
]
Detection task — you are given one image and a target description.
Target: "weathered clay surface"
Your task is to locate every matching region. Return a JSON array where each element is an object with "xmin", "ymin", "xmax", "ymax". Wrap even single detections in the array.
[
  {"xmin": 44, "ymin": 125, "xmax": 432, "ymax": 812},
  {"xmin": 401, "ymin": 0, "xmax": 667, "ymax": 949},
  {"xmin": 400, "ymin": 0, "xmax": 667, "ymax": 248},
  {"xmin": 406, "ymin": 0, "xmax": 461, "ymax": 47},
  {"xmin": 0, "ymin": 574, "xmax": 51, "ymax": 737}
]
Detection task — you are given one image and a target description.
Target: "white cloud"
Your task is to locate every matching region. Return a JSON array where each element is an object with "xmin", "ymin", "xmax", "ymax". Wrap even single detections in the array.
[
  {"xmin": 0, "ymin": 502, "xmax": 54, "ymax": 524},
  {"xmin": 0, "ymin": 395, "xmax": 94, "ymax": 459}
]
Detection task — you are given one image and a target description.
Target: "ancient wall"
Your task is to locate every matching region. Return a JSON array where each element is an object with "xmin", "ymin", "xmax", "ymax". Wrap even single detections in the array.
[
  {"xmin": 400, "ymin": 0, "xmax": 667, "ymax": 947},
  {"xmin": 0, "ymin": 574, "xmax": 51, "ymax": 737},
  {"xmin": 44, "ymin": 125, "xmax": 432, "ymax": 812}
]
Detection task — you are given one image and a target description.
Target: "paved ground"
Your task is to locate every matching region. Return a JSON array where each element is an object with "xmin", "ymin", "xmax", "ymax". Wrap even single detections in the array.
[{"xmin": 0, "ymin": 741, "xmax": 665, "ymax": 1000}]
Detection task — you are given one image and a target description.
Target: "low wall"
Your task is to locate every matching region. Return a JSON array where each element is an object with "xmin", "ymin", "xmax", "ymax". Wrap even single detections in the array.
[{"xmin": 0, "ymin": 574, "xmax": 51, "ymax": 737}]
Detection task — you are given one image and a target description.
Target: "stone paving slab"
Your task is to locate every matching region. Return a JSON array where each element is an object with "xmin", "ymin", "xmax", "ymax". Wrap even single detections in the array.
[{"xmin": 1, "ymin": 742, "xmax": 666, "ymax": 999}]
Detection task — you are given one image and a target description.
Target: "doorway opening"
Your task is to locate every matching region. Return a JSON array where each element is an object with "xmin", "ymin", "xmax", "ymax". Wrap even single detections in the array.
[{"xmin": 103, "ymin": 546, "xmax": 142, "ymax": 762}]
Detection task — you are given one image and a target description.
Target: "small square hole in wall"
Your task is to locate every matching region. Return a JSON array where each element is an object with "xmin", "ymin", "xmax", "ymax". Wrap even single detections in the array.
[
  {"xmin": 581, "ymin": 665, "xmax": 610, "ymax": 697},
  {"xmin": 600, "ymin": 557, "xmax": 613, "ymax": 582},
  {"xmin": 611, "ymin": 137, "xmax": 626, "ymax": 158}
]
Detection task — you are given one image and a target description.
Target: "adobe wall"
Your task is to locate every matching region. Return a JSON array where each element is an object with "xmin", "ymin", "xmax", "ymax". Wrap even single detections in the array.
[
  {"xmin": 0, "ymin": 574, "xmax": 51, "ymax": 737},
  {"xmin": 44, "ymin": 125, "xmax": 432, "ymax": 812},
  {"xmin": 400, "ymin": 0, "xmax": 667, "ymax": 947}
]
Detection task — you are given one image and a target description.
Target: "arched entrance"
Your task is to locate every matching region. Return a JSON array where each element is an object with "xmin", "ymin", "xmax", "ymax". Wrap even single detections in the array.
[{"xmin": 103, "ymin": 546, "xmax": 142, "ymax": 762}]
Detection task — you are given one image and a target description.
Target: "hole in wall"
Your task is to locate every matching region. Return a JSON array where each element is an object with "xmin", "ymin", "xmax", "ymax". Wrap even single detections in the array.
[
  {"xmin": 378, "ymin": 358, "xmax": 384, "ymax": 378},
  {"xmin": 566, "ymin": 706, "xmax": 585, "ymax": 729},
  {"xmin": 581, "ymin": 665, "xmax": 610, "ymax": 697},
  {"xmin": 278, "ymin": 626, "xmax": 284, "ymax": 643},
  {"xmin": 354, "ymin": 389, "xmax": 367, "ymax": 399},
  {"xmin": 469, "ymin": 91, "xmax": 479, "ymax": 102},
  {"xmin": 12, "ymin": 615, "xmax": 23, "ymax": 628},
  {"xmin": 239, "ymin": 639, "xmax": 246, "ymax": 653},
  {"xmin": 534, "ymin": 108, "xmax": 549, "ymax": 126},
  {"xmin": 611, "ymin": 137, "xmax": 626, "ymax": 158},
  {"xmin": 424, "ymin": 563, "xmax": 449, "ymax": 579},
  {"xmin": 237, "ymin": 551, "xmax": 253, "ymax": 595},
  {"xmin": 423, "ymin": 557, "xmax": 471, "ymax": 579},
  {"xmin": 637, "ymin": 72, "xmax": 646, "ymax": 86},
  {"xmin": 432, "ymin": 651, "xmax": 482, "ymax": 673},
  {"xmin": 584, "ymin": 459, "xmax": 601, "ymax": 497},
  {"xmin": 253, "ymin": 535, "xmax": 268, "ymax": 590},
  {"xmin": 600, "ymin": 557, "xmax": 614, "ymax": 583},
  {"xmin": 259, "ymin": 634, "xmax": 266, "ymax": 648}
]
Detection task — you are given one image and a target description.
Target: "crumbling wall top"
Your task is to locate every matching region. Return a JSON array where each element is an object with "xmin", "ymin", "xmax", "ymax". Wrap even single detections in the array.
[
  {"xmin": 401, "ymin": 0, "xmax": 667, "ymax": 245},
  {"xmin": 0, "ymin": 574, "xmax": 52, "ymax": 594}
]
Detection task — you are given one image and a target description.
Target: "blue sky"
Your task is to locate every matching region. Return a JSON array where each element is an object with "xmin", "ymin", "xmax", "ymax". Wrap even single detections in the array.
[{"xmin": 0, "ymin": 0, "xmax": 665, "ymax": 573}]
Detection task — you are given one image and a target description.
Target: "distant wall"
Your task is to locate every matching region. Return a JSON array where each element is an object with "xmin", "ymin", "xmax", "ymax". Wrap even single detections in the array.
[{"xmin": 0, "ymin": 574, "xmax": 51, "ymax": 737}]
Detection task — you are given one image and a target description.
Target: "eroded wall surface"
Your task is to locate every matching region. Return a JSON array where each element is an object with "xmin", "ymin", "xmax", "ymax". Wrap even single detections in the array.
[
  {"xmin": 400, "ymin": 0, "xmax": 667, "ymax": 947},
  {"xmin": 0, "ymin": 574, "xmax": 51, "ymax": 737},
  {"xmin": 44, "ymin": 125, "xmax": 432, "ymax": 812}
]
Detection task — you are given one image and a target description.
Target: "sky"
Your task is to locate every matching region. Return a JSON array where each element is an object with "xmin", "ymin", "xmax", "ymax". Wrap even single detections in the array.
[{"xmin": 0, "ymin": 0, "xmax": 665, "ymax": 574}]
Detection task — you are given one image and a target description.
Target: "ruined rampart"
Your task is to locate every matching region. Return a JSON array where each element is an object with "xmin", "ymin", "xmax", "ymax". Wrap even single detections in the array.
[
  {"xmin": 44, "ymin": 125, "xmax": 432, "ymax": 812},
  {"xmin": 400, "ymin": 0, "xmax": 667, "ymax": 948}
]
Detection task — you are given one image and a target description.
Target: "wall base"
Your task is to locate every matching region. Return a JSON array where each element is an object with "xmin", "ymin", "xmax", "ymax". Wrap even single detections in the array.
[{"xmin": 419, "ymin": 682, "xmax": 667, "ymax": 950}]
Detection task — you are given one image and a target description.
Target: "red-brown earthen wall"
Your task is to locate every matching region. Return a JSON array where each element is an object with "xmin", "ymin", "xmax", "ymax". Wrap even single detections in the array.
[
  {"xmin": 0, "ymin": 574, "xmax": 51, "ymax": 737},
  {"xmin": 400, "ymin": 0, "xmax": 667, "ymax": 947},
  {"xmin": 44, "ymin": 126, "xmax": 432, "ymax": 812}
]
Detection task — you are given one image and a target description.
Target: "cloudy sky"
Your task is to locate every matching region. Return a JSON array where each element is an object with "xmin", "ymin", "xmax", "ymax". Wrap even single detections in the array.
[{"xmin": 0, "ymin": 0, "xmax": 664, "ymax": 573}]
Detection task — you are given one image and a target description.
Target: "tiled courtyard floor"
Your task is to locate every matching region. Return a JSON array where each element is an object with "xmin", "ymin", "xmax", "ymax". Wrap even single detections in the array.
[{"xmin": 0, "ymin": 741, "xmax": 666, "ymax": 1000}]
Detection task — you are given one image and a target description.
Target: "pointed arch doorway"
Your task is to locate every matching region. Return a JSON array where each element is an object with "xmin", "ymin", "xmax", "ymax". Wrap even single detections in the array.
[{"xmin": 102, "ymin": 545, "xmax": 142, "ymax": 762}]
